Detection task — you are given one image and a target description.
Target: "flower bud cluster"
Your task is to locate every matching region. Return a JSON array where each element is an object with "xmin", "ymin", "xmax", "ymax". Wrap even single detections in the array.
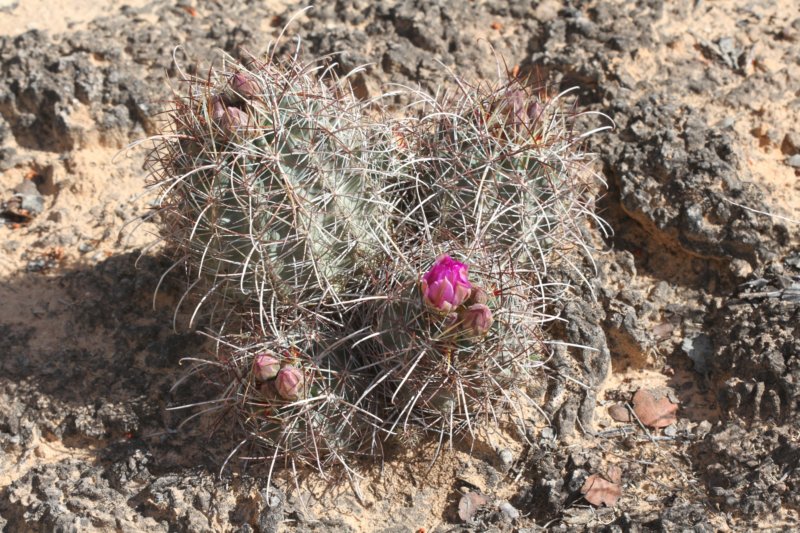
[
  {"xmin": 210, "ymin": 72, "xmax": 260, "ymax": 134},
  {"xmin": 421, "ymin": 255, "xmax": 494, "ymax": 338},
  {"xmin": 252, "ymin": 353, "xmax": 306, "ymax": 401}
]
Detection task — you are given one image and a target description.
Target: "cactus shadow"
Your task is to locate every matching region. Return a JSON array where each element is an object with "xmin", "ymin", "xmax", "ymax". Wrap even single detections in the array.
[{"xmin": 0, "ymin": 251, "xmax": 241, "ymax": 473}]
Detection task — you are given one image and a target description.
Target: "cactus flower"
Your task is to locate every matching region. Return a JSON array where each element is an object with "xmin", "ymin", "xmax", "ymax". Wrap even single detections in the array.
[
  {"xmin": 275, "ymin": 367, "xmax": 305, "ymax": 400},
  {"xmin": 253, "ymin": 353, "xmax": 280, "ymax": 381},
  {"xmin": 497, "ymin": 87, "xmax": 544, "ymax": 133},
  {"xmin": 460, "ymin": 303, "xmax": 493, "ymax": 337},
  {"xmin": 421, "ymin": 255, "xmax": 472, "ymax": 313}
]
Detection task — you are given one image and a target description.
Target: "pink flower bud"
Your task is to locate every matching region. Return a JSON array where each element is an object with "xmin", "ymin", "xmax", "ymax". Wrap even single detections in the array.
[
  {"xmin": 253, "ymin": 353, "xmax": 280, "ymax": 381},
  {"xmin": 210, "ymin": 96, "xmax": 249, "ymax": 133},
  {"xmin": 421, "ymin": 255, "xmax": 472, "ymax": 313},
  {"xmin": 496, "ymin": 87, "xmax": 544, "ymax": 133},
  {"xmin": 275, "ymin": 367, "xmax": 305, "ymax": 400},
  {"xmin": 466, "ymin": 286, "xmax": 489, "ymax": 306},
  {"xmin": 229, "ymin": 72, "xmax": 258, "ymax": 100},
  {"xmin": 460, "ymin": 304, "xmax": 493, "ymax": 337}
]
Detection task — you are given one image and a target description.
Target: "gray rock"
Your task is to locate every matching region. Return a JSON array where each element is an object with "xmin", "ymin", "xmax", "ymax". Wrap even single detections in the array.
[
  {"xmin": 681, "ymin": 333, "xmax": 713, "ymax": 375},
  {"xmin": 498, "ymin": 448, "xmax": 514, "ymax": 470},
  {"xmin": 498, "ymin": 501, "xmax": 520, "ymax": 521}
]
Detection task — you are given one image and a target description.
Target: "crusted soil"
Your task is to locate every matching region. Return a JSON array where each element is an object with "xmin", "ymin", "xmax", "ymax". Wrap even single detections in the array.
[{"xmin": 1, "ymin": 0, "xmax": 799, "ymax": 531}]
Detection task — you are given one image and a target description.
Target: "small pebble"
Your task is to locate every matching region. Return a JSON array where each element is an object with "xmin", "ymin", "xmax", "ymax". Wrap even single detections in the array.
[
  {"xmin": 2, "ymin": 240, "xmax": 20, "ymax": 253},
  {"xmin": 498, "ymin": 449, "xmax": 514, "ymax": 470},
  {"xmin": 786, "ymin": 154, "xmax": 800, "ymax": 168},
  {"xmin": 19, "ymin": 193, "xmax": 45, "ymax": 215},
  {"xmin": 541, "ymin": 427, "xmax": 555, "ymax": 440},
  {"xmin": 694, "ymin": 420, "xmax": 713, "ymax": 437},
  {"xmin": 663, "ymin": 424, "xmax": 678, "ymax": 437},
  {"xmin": 47, "ymin": 209, "xmax": 65, "ymax": 223},
  {"xmin": 782, "ymin": 132, "xmax": 800, "ymax": 154},
  {"xmin": 498, "ymin": 501, "xmax": 520, "ymax": 521},
  {"xmin": 26, "ymin": 258, "xmax": 47, "ymax": 272},
  {"xmin": 78, "ymin": 242, "xmax": 94, "ymax": 253}
]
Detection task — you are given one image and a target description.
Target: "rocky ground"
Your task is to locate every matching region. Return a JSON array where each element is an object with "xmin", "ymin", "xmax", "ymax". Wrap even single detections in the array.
[{"xmin": 1, "ymin": 0, "xmax": 799, "ymax": 531}]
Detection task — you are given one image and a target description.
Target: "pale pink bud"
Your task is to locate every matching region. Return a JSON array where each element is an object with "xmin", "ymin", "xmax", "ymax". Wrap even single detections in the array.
[
  {"xmin": 460, "ymin": 304, "xmax": 493, "ymax": 337},
  {"xmin": 253, "ymin": 353, "xmax": 280, "ymax": 381},
  {"xmin": 229, "ymin": 72, "xmax": 258, "ymax": 100},
  {"xmin": 497, "ymin": 87, "xmax": 544, "ymax": 133},
  {"xmin": 466, "ymin": 286, "xmax": 489, "ymax": 306},
  {"xmin": 210, "ymin": 96, "xmax": 249, "ymax": 132},
  {"xmin": 421, "ymin": 255, "xmax": 472, "ymax": 313},
  {"xmin": 275, "ymin": 367, "xmax": 305, "ymax": 400}
]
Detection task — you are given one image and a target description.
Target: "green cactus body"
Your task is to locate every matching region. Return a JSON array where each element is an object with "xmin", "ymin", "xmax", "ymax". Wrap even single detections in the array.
[
  {"xmin": 230, "ymin": 335, "xmax": 382, "ymax": 470},
  {"xmin": 359, "ymin": 253, "xmax": 545, "ymax": 439},
  {"xmin": 155, "ymin": 59, "xmax": 605, "ymax": 470},
  {"xmin": 149, "ymin": 55, "xmax": 392, "ymax": 321},
  {"xmin": 393, "ymin": 80, "xmax": 595, "ymax": 267}
]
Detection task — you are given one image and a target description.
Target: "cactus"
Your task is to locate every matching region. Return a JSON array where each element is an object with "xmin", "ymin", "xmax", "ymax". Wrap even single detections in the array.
[
  {"xmin": 389, "ymin": 77, "xmax": 604, "ymax": 270},
  {"xmin": 349, "ymin": 76, "xmax": 607, "ymax": 443},
  {"xmin": 146, "ymin": 51, "xmax": 395, "ymax": 326},
  {"xmin": 352, "ymin": 251, "xmax": 551, "ymax": 443},
  {"xmin": 149, "ymin": 49, "xmax": 607, "ymax": 471},
  {"xmin": 214, "ymin": 329, "xmax": 384, "ymax": 477}
]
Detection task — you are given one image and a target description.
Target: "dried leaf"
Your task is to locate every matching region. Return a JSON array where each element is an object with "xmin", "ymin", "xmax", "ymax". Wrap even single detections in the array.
[
  {"xmin": 458, "ymin": 492, "xmax": 489, "ymax": 522},
  {"xmin": 632, "ymin": 389, "xmax": 679, "ymax": 428},
  {"xmin": 580, "ymin": 474, "xmax": 622, "ymax": 507},
  {"xmin": 608, "ymin": 403, "xmax": 631, "ymax": 422}
]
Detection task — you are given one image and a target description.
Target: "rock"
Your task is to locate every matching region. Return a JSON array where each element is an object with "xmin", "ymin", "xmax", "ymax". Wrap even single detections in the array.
[
  {"xmin": 498, "ymin": 501, "xmax": 520, "ymax": 521},
  {"xmin": 0, "ymin": 0, "xmax": 20, "ymax": 11},
  {"xmin": 498, "ymin": 448, "xmax": 514, "ymax": 470},
  {"xmin": 786, "ymin": 154, "xmax": 800, "ymax": 168},
  {"xmin": 681, "ymin": 333, "xmax": 713, "ymax": 375},
  {"xmin": 781, "ymin": 132, "xmax": 800, "ymax": 155}
]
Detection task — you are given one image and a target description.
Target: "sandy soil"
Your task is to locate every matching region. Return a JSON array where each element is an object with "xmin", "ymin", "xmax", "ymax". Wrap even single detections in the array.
[{"xmin": 1, "ymin": 0, "xmax": 799, "ymax": 531}]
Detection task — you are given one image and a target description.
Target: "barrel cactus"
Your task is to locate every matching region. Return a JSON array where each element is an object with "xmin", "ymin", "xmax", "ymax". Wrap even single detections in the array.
[
  {"xmin": 146, "ymin": 46, "xmax": 606, "ymax": 471},
  {"xmin": 214, "ymin": 330, "xmax": 383, "ymax": 477},
  {"xmin": 146, "ymin": 51, "xmax": 395, "ymax": 327},
  {"xmin": 389, "ymin": 77, "xmax": 604, "ymax": 267},
  {"xmin": 353, "ymin": 251, "xmax": 550, "ymax": 443},
  {"xmin": 351, "ymin": 76, "xmax": 606, "ymax": 443}
]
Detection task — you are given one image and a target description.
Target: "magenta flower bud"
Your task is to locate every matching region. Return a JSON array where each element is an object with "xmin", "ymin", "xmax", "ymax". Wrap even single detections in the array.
[
  {"xmin": 253, "ymin": 353, "xmax": 280, "ymax": 381},
  {"xmin": 229, "ymin": 72, "xmax": 258, "ymax": 100},
  {"xmin": 460, "ymin": 304, "xmax": 493, "ymax": 337},
  {"xmin": 421, "ymin": 255, "xmax": 472, "ymax": 313},
  {"xmin": 275, "ymin": 367, "xmax": 305, "ymax": 400}
]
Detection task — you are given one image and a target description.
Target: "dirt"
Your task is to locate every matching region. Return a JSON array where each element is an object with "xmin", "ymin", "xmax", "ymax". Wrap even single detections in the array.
[{"xmin": 1, "ymin": 0, "xmax": 799, "ymax": 531}]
